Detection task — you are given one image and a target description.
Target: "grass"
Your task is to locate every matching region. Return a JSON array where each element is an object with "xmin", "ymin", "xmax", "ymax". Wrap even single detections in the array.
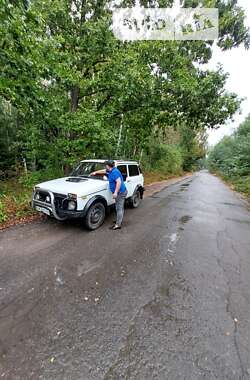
[
  {"xmin": 0, "ymin": 168, "xmax": 65, "ymax": 226},
  {"xmin": 213, "ymin": 171, "xmax": 250, "ymax": 198},
  {"xmin": 0, "ymin": 179, "xmax": 36, "ymax": 226},
  {"xmin": 230, "ymin": 176, "xmax": 250, "ymax": 197}
]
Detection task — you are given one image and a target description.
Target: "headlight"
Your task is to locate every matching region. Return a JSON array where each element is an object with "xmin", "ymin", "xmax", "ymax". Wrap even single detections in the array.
[
  {"xmin": 35, "ymin": 192, "xmax": 40, "ymax": 200},
  {"xmin": 68, "ymin": 193, "xmax": 77, "ymax": 200},
  {"xmin": 67, "ymin": 200, "xmax": 76, "ymax": 210},
  {"xmin": 45, "ymin": 195, "xmax": 50, "ymax": 203}
]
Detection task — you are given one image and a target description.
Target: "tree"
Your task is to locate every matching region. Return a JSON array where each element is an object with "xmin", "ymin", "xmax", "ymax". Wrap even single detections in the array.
[
  {"xmin": 208, "ymin": 115, "xmax": 250, "ymax": 177},
  {"xmin": 0, "ymin": 0, "xmax": 249, "ymax": 175}
]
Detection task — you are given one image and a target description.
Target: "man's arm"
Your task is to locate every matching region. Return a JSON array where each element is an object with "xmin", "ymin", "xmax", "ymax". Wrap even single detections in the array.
[
  {"xmin": 103, "ymin": 171, "xmax": 109, "ymax": 180},
  {"xmin": 113, "ymin": 178, "xmax": 121, "ymax": 198}
]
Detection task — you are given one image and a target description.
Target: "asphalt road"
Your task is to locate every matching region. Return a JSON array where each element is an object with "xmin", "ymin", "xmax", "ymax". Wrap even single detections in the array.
[{"xmin": 1, "ymin": 171, "xmax": 250, "ymax": 380}]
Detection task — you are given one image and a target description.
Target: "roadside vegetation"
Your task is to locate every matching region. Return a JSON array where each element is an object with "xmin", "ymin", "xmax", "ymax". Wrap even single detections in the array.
[
  {"xmin": 0, "ymin": 0, "xmax": 249, "ymax": 225},
  {"xmin": 208, "ymin": 115, "xmax": 250, "ymax": 197}
]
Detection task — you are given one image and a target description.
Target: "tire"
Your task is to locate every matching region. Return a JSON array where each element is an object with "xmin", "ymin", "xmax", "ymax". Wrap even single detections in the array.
[
  {"xmin": 84, "ymin": 202, "xmax": 106, "ymax": 230},
  {"xmin": 130, "ymin": 190, "xmax": 141, "ymax": 208}
]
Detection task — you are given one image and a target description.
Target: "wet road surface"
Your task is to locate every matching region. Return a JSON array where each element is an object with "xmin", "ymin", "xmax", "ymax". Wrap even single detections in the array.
[{"xmin": 1, "ymin": 171, "xmax": 250, "ymax": 379}]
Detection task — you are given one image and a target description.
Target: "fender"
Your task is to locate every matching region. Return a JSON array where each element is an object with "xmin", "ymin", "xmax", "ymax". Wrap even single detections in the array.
[
  {"xmin": 82, "ymin": 195, "xmax": 108, "ymax": 218},
  {"xmin": 133, "ymin": 185, "xmax": 144, "ymax": 199}
]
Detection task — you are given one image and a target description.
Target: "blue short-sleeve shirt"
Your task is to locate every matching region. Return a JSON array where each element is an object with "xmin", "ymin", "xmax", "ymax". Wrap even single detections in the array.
[{"xmin": 106, "ymin": 167, "xmax": 127, "ymax": 194}]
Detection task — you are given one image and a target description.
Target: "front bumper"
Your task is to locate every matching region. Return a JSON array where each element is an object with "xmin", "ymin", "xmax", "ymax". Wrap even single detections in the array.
[{"xmin": 32, "ymin": 191, "xmax": 84, "ymax": 221}]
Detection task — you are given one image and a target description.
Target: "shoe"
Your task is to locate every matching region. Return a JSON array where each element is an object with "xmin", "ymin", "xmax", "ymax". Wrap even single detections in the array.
[{"xmin": 110, "ymin": 225, "xmax": 121, "ymax": 230}]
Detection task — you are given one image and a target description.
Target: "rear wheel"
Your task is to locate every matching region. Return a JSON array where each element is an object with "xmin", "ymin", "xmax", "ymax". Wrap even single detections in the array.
[
  {"xmin": 130, "ymin": 190, "xmax": 141, "ymax": 208},
  {"xmin": 84, "ymin": 202, "xmax": 106, "ymax": 230}
]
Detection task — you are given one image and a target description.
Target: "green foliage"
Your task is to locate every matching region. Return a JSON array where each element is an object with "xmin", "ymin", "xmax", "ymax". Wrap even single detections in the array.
[
  {"xmin": 142, "ymin": 136, "xmax": 184, "ymax": 175},
  {"xmin": 208, "ymin": 115, "xmax": 250, "ymax": 196},
  {"xmin": 0, "ymin": 199, "xmax": 7, "ymax": 223},
  {"xmin": 18, "ymin": 168, "xmax": 64, "ymax": 189},
  {"xmin": 233, "ymin": 177, "xmax": 250, "ymax": 196},
  {"xmin": 0, "ymin": 0, "xmax": 249, "ymax": 183},
  {"xmin": 178, "ymin": 126, "xmax": 208, "ymax": 171}
]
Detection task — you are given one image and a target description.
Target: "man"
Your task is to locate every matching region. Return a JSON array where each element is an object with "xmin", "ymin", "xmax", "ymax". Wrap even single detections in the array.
[{"xmin": 104, "ymin": 160, "xmax": 128, "ymax": 230}]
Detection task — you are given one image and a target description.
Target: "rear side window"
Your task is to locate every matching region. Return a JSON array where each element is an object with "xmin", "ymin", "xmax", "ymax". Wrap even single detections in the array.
[
  {"xmin": 128, "ymin": 164, "xmax": 139, "ymax": 176},
  {"xmin": 117, "ymin": 165, "xmax": 128, "ymax": 181}
]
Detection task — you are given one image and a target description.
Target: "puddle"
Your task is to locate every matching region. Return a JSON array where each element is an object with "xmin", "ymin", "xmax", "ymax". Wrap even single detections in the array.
[
  {"xmin": 221, "ymin": 202, "xmax": 244, "ymax": 208},
  {"xmin": 54, "ymin": 266, "xmax": 65, "ymax": 286},
  {"xmin": 179, "ymin": 183, "xmax": 191, "ymax": 192},
  {"xmin": 179, "ymin": 215, "xmax": 192, "ymax": 224},
  {"xmin": 170, "ymin": 233, "xmax": 178, "ymax": 243},
  {"xmin": 77, "ymin": 258, "xmax": 105, "ymax": 277},
  {"xmin": 226, "ymin": 218, "xmax": 250, "ymax": 225}
]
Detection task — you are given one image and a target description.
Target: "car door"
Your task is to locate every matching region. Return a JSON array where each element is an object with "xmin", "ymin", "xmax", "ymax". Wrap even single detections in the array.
[
  {"xmin": 116, "ymin": 164, "xmax": 130, "ymax": 196},
  {"xmin": 126, "ymin": 164, "xmax": 142, "ymax": 197}
]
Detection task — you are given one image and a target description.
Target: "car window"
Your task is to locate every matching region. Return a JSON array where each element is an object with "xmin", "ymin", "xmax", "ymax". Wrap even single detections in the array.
[
  {"xmin": 128, "ymin": 164, "xmax": 139, "ymax": 176},
  {"xmin": 117, "ymin": 165, "xmax": 128, "ymax": 181},
  {"xmin": 71, "ymin": 162, "xmax": 106, "ymax": 179}
]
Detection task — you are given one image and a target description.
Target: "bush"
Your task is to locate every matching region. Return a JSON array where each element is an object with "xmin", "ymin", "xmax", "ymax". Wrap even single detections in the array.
[
  {"xmin": 233, "ymin": 176, "xmax": 250, "ymax": 196},
  {"xmin": 143, "ymin": 141, "xmax": 183, "ymax": 176},
  {"xmin": 18, "ymin": 168, "xmax": 64, "ymax": 189},
  {"xmin": 0, "ymin": 199, "xmax": 7, "ymax": 223},
  {"xmin": 0, "ymin": 168, "xmax": 66, "ymax": 226},
  {"xmin": 208, "ymin": 115, "xmax": 250, "ymax": 197}
]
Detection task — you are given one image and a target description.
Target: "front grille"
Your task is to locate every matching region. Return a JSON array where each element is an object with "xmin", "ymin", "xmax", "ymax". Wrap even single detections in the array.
[
  {"xmin": 53, "ymin": 193, "xmax": 67, "ymax": 210},
  {"xmin": 34, "ymin": 191, "xmax": 70, "ymax": 211}
]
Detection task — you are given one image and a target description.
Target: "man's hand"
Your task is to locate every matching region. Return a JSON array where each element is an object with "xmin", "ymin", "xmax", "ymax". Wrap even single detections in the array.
[{"xmin": 112, "ymin": 192, "xmax": 118, "ymax": 199}]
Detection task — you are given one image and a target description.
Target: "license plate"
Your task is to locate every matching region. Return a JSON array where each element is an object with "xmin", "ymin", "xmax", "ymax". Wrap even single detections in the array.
[{"xmin": 35, "ymin": 206, "xmax": 50, "ymax": 216}]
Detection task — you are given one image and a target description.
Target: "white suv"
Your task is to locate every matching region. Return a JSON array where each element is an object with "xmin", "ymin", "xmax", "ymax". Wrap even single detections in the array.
[{"xmin": 32, "ymin": 160, "xmax": 144, "ymax": 230}]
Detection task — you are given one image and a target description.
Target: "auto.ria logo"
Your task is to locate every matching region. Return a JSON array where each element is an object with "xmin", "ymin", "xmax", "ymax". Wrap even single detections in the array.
[{"xmin": 111, "ymin": 2, "xmax": 218, "ymax": 41}]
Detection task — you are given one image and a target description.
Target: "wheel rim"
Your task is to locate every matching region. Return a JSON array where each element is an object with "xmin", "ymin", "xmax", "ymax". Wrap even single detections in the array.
[
  {"xmin": 89, "ymin": 204, "xmax": 104, "ymax": 226},
  {"xmin": 133, "ymin": 191, "xmax": 140, "ymax": 206}
]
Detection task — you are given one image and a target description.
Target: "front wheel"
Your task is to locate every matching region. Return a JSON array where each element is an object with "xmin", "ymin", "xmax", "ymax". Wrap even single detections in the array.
[
  {"xmin": 130, "ymin": 190, "xmax": 141, "ymax": 208},
  {"xmin": 84, "ymin": 202, "xmax": 106, "ymax": 230}
]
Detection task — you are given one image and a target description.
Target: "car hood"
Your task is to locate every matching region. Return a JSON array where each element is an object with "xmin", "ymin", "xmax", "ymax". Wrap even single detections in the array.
[{"xmin": 36, "ymin": 177, "xmax": 108, "ymax": 197}]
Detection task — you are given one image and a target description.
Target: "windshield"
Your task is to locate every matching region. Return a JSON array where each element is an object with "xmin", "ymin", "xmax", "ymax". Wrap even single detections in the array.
[{"xmin": 70, "ymin": 162, "xmax": 107, "ymax": 180}]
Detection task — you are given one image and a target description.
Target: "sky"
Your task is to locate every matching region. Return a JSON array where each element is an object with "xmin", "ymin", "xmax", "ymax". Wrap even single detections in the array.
[{"xmin": 207, "ymin": 0, "xmax": 250, "ymax": 146}]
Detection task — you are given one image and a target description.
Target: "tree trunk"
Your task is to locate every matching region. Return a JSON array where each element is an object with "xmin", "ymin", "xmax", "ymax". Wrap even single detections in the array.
[
  {"xmin": 139, "ymin": 148, "xmax": 143, "ymax": 163},
  {"xmin": 70, "ymin": 86, "xmax": 80, "ymax": 112},
  {"xmin": 133, "ymin": 145, "xmax": 137, "ymax": 157},
  {"xmin": 23, "ymin": 158, "xmax": 28, "ymax": 174},
  {"xmin": 123, "ymin": 129, "xmax": 127, "ymax": 158},
  {"xmin": 115, "ymin": 114, "xmax": 123, "ymax": 157},
  {"xmin": 31, "ymin": 156, "xmax": 36, "ymax": 171}
]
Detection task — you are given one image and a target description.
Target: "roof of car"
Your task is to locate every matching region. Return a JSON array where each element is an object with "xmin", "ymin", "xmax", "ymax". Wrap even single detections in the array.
[{"xmin": 80, "ymin": 159, "xmax": 139, "ymax": 164}]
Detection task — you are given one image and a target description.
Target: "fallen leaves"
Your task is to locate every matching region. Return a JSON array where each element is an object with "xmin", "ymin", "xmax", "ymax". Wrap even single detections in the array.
[{"xmin": 0, "ymin": 213, "xmax": 44, "ymax": 231}]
